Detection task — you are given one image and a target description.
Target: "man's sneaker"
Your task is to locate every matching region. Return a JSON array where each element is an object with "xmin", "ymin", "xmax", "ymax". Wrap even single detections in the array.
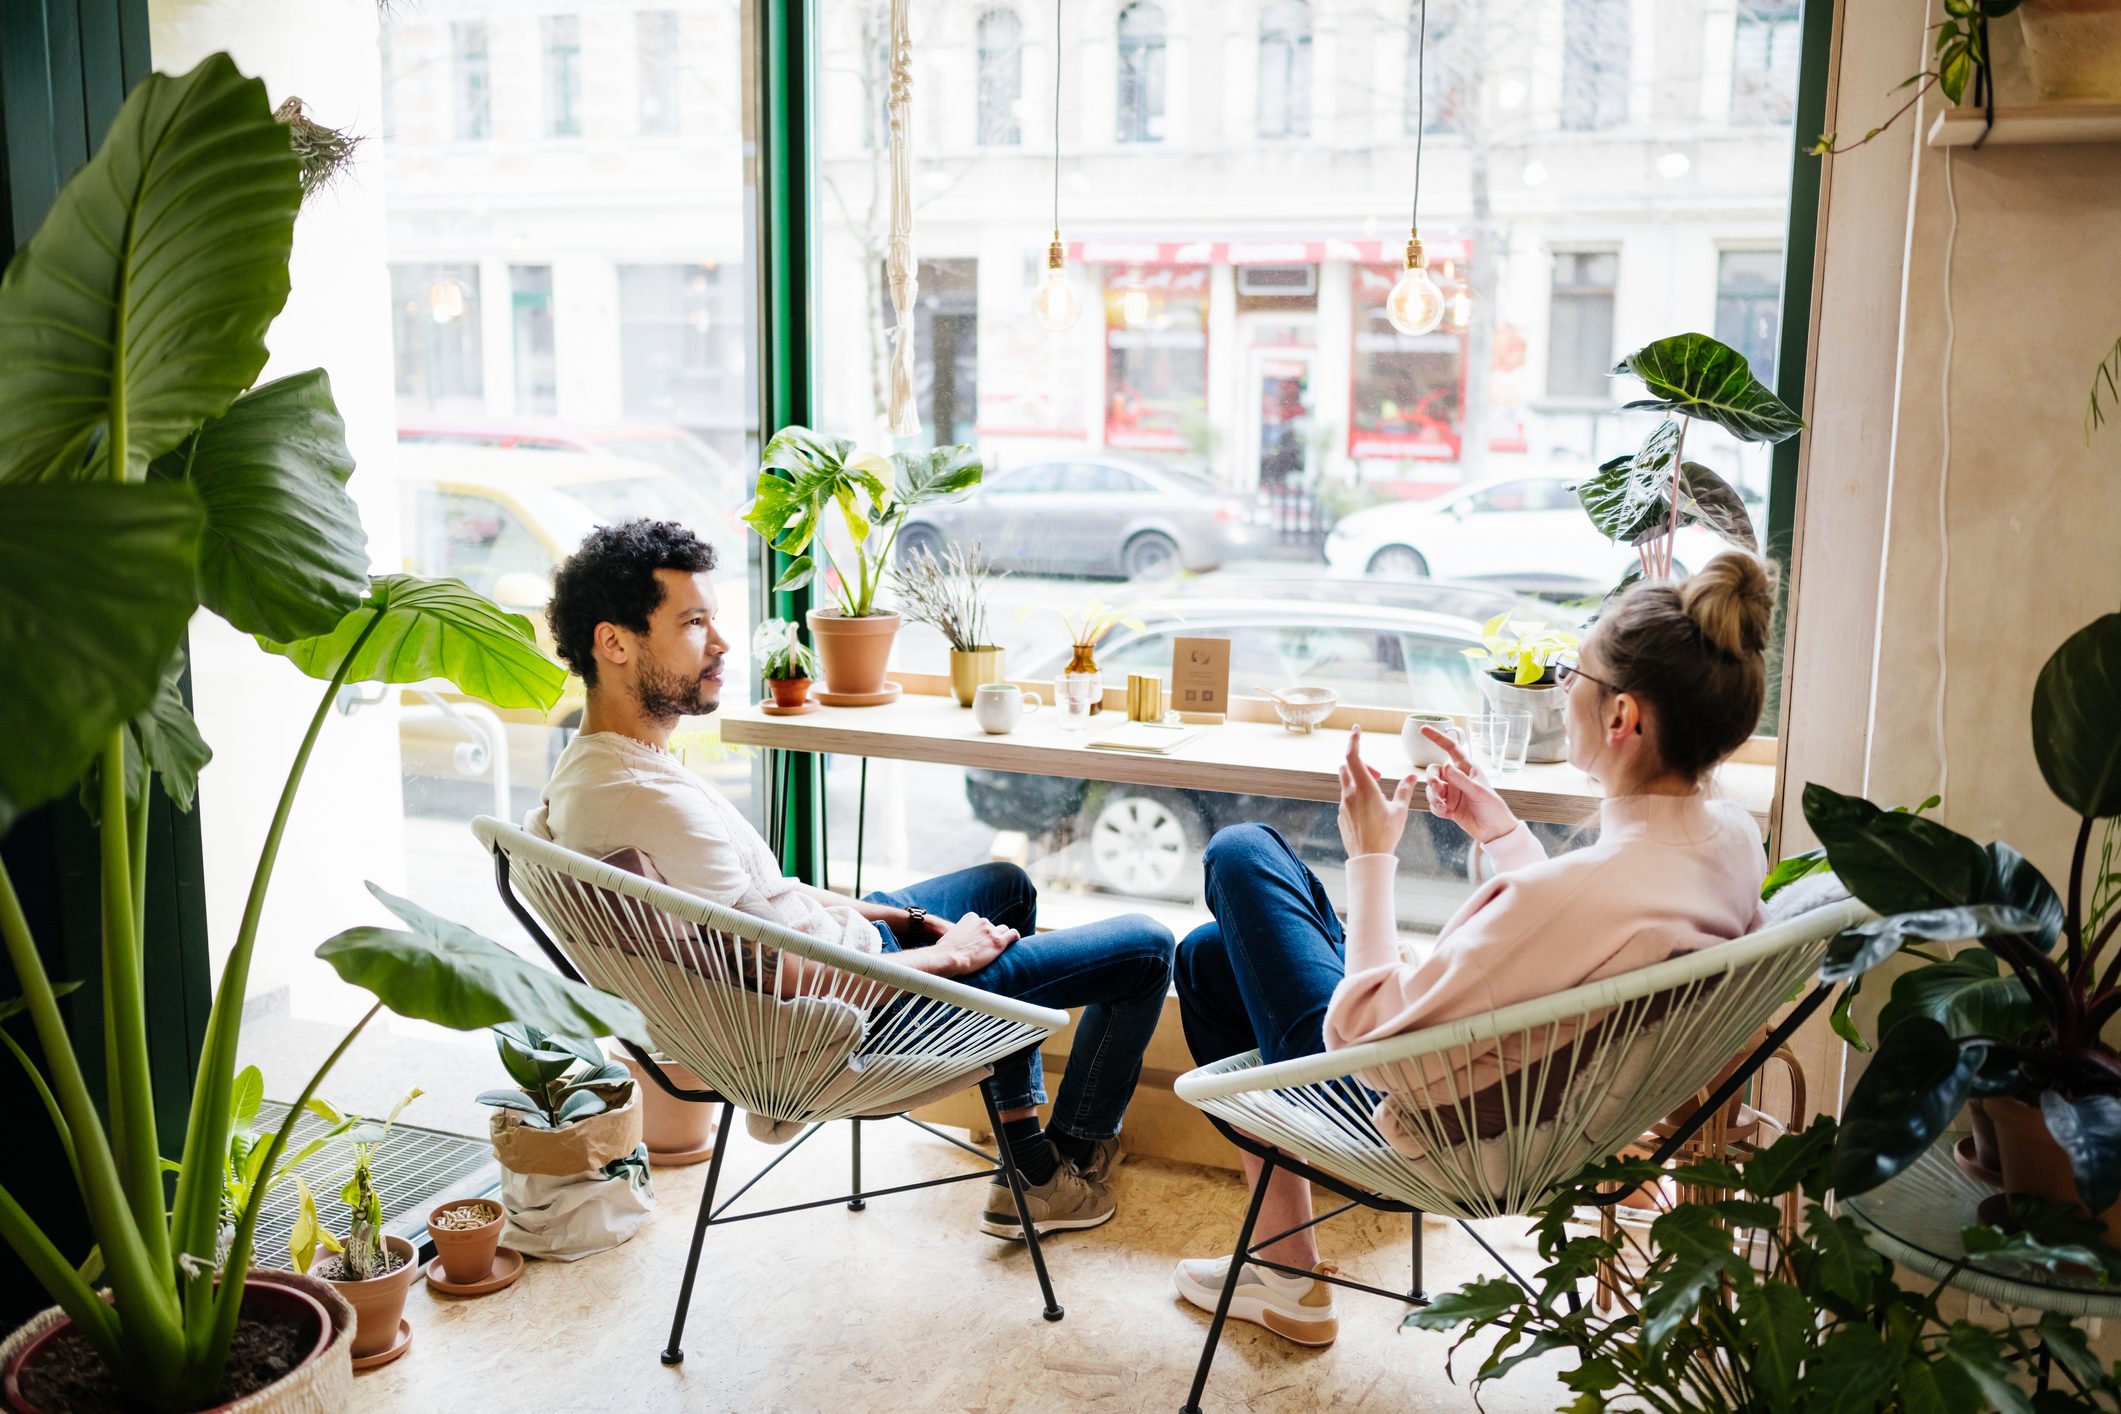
[
  {"xmin": 1172, "ymin": 1256, "xmax": 1340, "ymax": 1346},
  {"xmin": 1067, "ymin": 1135, "xmax": 1123, "ymax": 1184},
  {"xmin": 980, "ymin": 1163, "xmax": 1117, "ymax": 1239}
]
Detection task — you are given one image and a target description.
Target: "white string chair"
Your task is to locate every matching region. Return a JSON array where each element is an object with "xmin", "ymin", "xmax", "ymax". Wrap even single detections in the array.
[
  {"xmin": 1171, "ymin": 896, "xmax": 1872, "ymax": 1413},
  {"xmin": 472, "ymin": 817, "xmax": 1073, "ymax": 1362}
]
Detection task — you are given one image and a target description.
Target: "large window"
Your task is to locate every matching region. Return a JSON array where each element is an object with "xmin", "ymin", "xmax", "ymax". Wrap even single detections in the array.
[
  {"xmin": 510, "ymin": 265, "xmax": 558, "ymax": 415},
  {"xmin": 391, "ymin": 263, "xmax": 485, "ymax": 414},
  {"xmin": 617, "ymin": 262, "xmax": 748, "ymax": 460},
  {"xmin": 1257, "ymin": 0, "xmax": 1312, "ymax": 140},
  {"xmin": 544, "ymin": 15, "xmax": 584, "ymax": 137},
  {"xmin": 1560, "ymin": 0, "xmax": 1629, "ymax": 131},
  {"xmin": 1731, "ymin": 1, "xmax": 1802, "ymax": 127},
  {"xmin": 638, "ymin": 9, "xmax": 682, "ymax": 135},
  {"xmin": 451, "ymin": 21, "xmax": 490, "ymax": 140},
  {"xmin": 1546, "ymin": 251, "xmax": 1617, "ymax": 400},
  {"xmin": 1116, "ymin": 2, "xmax": 1167, "ymax": 143},
  {"xmin": 977, "ymin": 8, "xmax": 1024, "ymax": 146},
  {"xmin": 1715, "ymin": 248, "xmax": 1783, "ymax": 385}
]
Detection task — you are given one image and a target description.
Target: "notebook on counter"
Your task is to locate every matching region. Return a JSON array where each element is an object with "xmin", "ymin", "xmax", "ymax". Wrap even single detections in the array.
[{"xmin": 1085, "ymin": 720, "xmax": 1205, "ymax": 755}]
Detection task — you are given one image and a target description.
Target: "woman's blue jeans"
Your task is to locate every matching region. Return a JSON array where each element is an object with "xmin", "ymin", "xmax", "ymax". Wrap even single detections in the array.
[{"xmin": 865, "ymin": 862, "xmax": 1174, "ymax": 1143}]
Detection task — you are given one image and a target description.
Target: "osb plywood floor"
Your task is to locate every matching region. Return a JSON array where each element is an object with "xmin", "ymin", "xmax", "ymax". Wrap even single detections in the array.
[{"xmin": 350, "ymin": 1120, "xmax": 1573, "ymax": 1413}]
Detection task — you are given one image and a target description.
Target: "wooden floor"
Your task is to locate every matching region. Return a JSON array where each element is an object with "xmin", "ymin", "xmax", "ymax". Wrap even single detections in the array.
[{"xmin": 350, "ymin": 1118, "xmax": 1572, "ymax": 1413}]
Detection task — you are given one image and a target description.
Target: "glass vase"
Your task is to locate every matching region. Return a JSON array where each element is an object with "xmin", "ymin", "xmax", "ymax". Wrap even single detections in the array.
[{"xmin": 1064, "ymin": 642, "xmax": 1102, "ymax": 713}]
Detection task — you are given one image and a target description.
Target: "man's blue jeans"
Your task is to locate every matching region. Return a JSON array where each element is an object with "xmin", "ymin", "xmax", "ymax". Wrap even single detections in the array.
[{"xmin": 864, "ymin": 863, "xmax": 1174, "ymax": 1143}]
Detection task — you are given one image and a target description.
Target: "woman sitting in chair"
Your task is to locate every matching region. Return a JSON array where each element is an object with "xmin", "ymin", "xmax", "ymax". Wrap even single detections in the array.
[{"xmin": 1171, "ymin": 552, "xmax": 1775, "ymax": 1346}]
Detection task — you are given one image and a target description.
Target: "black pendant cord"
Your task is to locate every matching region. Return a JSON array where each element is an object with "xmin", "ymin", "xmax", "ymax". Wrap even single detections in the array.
[{"xmin": 1410, "ymin": 0, "xmax": 1427, "ymax": 231}]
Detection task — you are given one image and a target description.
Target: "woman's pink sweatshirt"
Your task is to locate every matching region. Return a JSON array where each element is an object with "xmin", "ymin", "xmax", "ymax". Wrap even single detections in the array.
[{"xmin": 1321, "ymin": 793, "xmax": 1767, "ymax": 1142}]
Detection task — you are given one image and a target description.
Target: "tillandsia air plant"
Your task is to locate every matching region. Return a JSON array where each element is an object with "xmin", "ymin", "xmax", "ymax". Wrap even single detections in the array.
[
  {"xmin": 752, "ymin": 618, "xmax": 819, "ymax": 682},
  {"xmin": 1809, "ymin": 0, "xmax": 2020, "ymax": 156},
  {"xmin": 888, "ymin": 540, "xmax": 1007, "ymax": 653},
  {"xmin": 1804, "ymin": 612, "xmax": 2121, "ymax": 1212},
  {"xmin": 1044, "ymin": 599, "xmax": 1149, "ymax": 653},
  {"xmin": 1462, "ymin": 613, "xmax": 1582, "ymax": 687},
  {"xmin": 1576, "ymin": 334, "xmax": 1798, "ymax": 594},
  {"xmin": 287, "ymin": 1089, "xmax": 422, "ymax": 1280},
  {"xmin": 0, "ymin": 55, "xmax": 651, "ymax": 1410},
  {"xmin": 741, "ymin": 426, "xmax": 983, "ymax": 618},
  {"xmin": 475, "ymin": 1025, "xmax": 636, "ymax": 1130},
  {"xmin": 1409, "ymin": 1118, "xmax": 2121, "ymax": 1413}
]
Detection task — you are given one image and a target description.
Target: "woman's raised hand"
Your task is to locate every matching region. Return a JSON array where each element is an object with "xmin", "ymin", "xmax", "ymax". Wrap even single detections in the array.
[
  {"xmin": 1419, "ymin": 725, "xmax": 1520, "ymax": 846},
  {"xmin": 1337, "ymin": 724, "xmax": 1417, "ymax": 859}
]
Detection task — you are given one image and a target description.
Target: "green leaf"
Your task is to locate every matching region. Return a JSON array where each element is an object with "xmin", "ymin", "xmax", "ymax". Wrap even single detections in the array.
[
  {"xmin": 759, "ymin": 425, "xmax": 856, "ymax": 482},
  {"xmin": 1878, "ymin": 951, "xmax": 2037, "ymax": 1042},
  {"xmin": 1822, "ymin": 905, "xmax": 2039, "ymax": 984},
  {"xmin": 230, "ymin": 1065, "xmax": 264, "ymax": 1132},
  {"xmin": 306, "ymin": 1098, "xmax": 343, "ymax": 1126},
  {"xmin": 1577, "ymin": 420, "xmax": 1682, "ymax": 544},
  {"xmin": 0, "ymin": 981, "xmax": 83, "ymax": 1024},
  {"xmin": 1535, "ymin": 1237, "xmax": 1615, "ymax": 1313},
  {"xmin": 150, "ymin": 369, "xmax": 369, "ymax": 642},
  {"xmin": 2031, "ymin": 613, "xmax": 2121, "ymax": 820},
  {"xmin": 1762, "ymin": 848, "xmax": 1831, "ymax": 901},
  {"xmin": 1736, "ymin": 1279, "xmax": 1813, "ymax": 1407},
  {"xmin": 0, "ymin": 54, "xmax": 299, "ymax": 485},
  {"xmin": 1942, "ymin": 1325, "xmax": 2036, "ymax": 1414},
  {"xmin": 1674, "ymin": 462, "xmax": 1758, "ymax": 552},
  {"xmin": 475, "ymin": 1089, "xmax": 546, "ymax": 1117},
  {"xmin": 771, "ymin": 555, "xmax": 816, "ymax": 593},
  {"xmin": 1802, "ymin": 1202, "xmax": 1888, "ymax": 1305},
  {"xmin": 1402, "ymin": 1276, "xmax": 1525, "ymax": 1331},
  {"xmin": 1742, "ymin": 1120, "xmax": 1837, "ymax": 1197},
  {"xmin": 1639, "ymin": 1245, "xmax": 1729, "ymax": 1353},
  {"xmin": 262, "ymin": 574, "xmax": 565, "ymax": 711},
  {"xmin": 1829, "ymin": 984, "xmax": 1870, "ymax": 1051},
  {"xmin": 555, "ymin": 1089, "xmax": 608, "ymax": 1125},
  {"xmin": 889, "ymin": 443, "xmax": 984, "ymax": 504},
  {"xmin": 1800, "ymin": 1325, "xmax": 1896, "ymax": 1414},
  {"xmin": 2032, "ymin": 1311, "xmax": 2108, "ymax": 1392},
  {"xmin": 1610, "ymin": 332, "xmax": 1805, "ymax": 443},
  {"xmin": 0, "ymin": 480, "xmax": 207, "ymax": 832},
  {"xmin": 1835, "ymin": 1019, "xmax": 1987, "ymax": 1196},
  {"xmin": 1960, "ymin": 1222, "xmax": 2110, "ymax": 1276},
  {"xmin": 316, "ymin": 882, "xmax": 650, "ymax": 1043},
  {"xmin": 1939, "ymin": 42, "xmax": 1974, "ymax": 105},
  {"xmin": 2039, "ymin": 1091, "xmax": 2121, "ymax": 1213},
  {"xmin": 79, "ymin": 647, "xmax": 215, "ymax": 820}
]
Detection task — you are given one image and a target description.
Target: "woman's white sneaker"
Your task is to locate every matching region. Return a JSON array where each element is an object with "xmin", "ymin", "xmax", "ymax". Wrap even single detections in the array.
[{"xmin": 1172, "ymin": 1256, "xmax": 1340, "ymax": 1346}]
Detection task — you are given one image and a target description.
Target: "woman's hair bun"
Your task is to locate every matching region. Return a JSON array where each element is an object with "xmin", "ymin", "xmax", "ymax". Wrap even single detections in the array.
[{"xmin": 1678, "ymin": 551, "xmax": 1774, "ymax": 659}]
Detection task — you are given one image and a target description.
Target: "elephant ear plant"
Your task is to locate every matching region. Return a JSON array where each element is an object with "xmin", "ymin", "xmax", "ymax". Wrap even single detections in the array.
[
  {"xmin": 0, "ymin": 54, "xmax": 651, "ymax": 1411},
  {"xmin": 476, "ymin": 1024, "xmax": 635, "ymax": 1129},
  {"xmin": 1807, "ymin": 612, "xmax": 2121, "ymax": 1214},
  {"xmin": 1577, "ymin": 333, "xmax": 1801, "ymax": 592}
]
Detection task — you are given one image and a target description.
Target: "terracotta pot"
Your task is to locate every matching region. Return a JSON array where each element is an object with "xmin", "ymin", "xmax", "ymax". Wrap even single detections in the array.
[
  {"xmin": 2017, "ymin": 0, "xmax": 2121, "ymax": 99},
  {"xmin": 948, "ymin": 647, "xmax": 1005, "ymax": 706},
  {"xmin": 427, "ymin": 1198, "xmax": 505, "ymax": 1285},
  {"xmin": 766, "ymin": 675, "xmax": 812, "ymax": 709},
  {"xmin": 614, "ymin": 1052, "xmax": 721, "ymax": 1161},
  {"xmin": 1966, "ymin": 1098, "xmax": 2000, "ymax": 1173},
  {"xmin": 325, "ymin": 1234, "xmax": 420, "ymax": 1360},
  {"xmin": 2, "ymin": 1274, "xmax": 348, "ymax": 1414},
  {"xmin": 806, "ymin": 609, "xmax": 900, "ymax": 697},
  {"xmin": 1987, "ymin": 1094, "xmax": 2121, "ymax": 1246}
]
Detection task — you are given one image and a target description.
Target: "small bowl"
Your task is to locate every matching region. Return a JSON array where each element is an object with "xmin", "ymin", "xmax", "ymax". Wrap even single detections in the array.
[{"xmin": 1268, "ymin": 686, "xmax": 1338, "ymax": 733}]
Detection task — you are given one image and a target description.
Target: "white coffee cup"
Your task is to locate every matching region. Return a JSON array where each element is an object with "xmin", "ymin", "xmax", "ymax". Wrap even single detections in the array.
[
  {"xmin": 974, "ymin": 683, "xmax": 1041, "ymax": 734},
  {"xmin": 1402, "ymin": 713, "xmax": 1463, "ymax": 768}
]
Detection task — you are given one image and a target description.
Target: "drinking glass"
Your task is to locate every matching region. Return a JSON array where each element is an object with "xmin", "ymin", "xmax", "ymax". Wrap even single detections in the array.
[
  {"xmin": 1480, "ymin": 709, "xmax": 1533, "ymax": 776},
  {"xmin": 1054, "ymin": 671, "xmax": 1100, "ymax": 731}
]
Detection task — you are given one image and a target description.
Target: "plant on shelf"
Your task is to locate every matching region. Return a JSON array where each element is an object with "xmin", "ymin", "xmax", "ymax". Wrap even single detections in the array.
[
  {"xmin": 287, "ymin": 1090, "xmax": 421, "ymax": 1283},
  {"xmin": 1576, "ymin": 333, "xmax": 1798, "ymax": 593},
  {"xmin": 1807, "ymin": 611, "xmax": 2121, "ymax": 1241},
  {"xmin": 1410, "ymin": 1118, "xmax": 2121, "ymax": 1412},
  {"xmin": 1046, "ymin": 599, "xmax": 1148, "ymax": 678},
  {"xmin": 0, "ymin": 53, "xmax": 651, "ymax": 1411},
  {"xmin": 753, "ymin": 618, "xmax": 819, "ymax": 710},
  {"xmin": 1809, "ymin": 0, "xmax": 2018, "ymax": 155},
  {"xmin": 889, "ymin": 541, "xmax": 1010, "ymax": 705},
  {"xmin": 741, "ymin": 427, "xmax": 982, "ymax": 701},
  {"xmin": 477, "ymin": 1024, "xmax": 636, "ymax": 1132},
  {"xmin": 1463, "ymin": 613, "xmax": 1580, "ymax": 687}
]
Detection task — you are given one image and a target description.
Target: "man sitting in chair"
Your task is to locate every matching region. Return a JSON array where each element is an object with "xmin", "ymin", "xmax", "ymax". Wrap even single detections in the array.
[{"xmin": 528, "ymin": 518, "xmax": 1175, "ymax": 1238}]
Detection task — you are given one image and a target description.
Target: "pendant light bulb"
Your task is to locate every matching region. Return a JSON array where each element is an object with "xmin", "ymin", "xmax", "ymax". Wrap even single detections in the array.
[
  {"xmin": 1033, "ymin": 238, "xmax": 1080, "ymax": 331},
  {"xmin": 1387, "ymin": 234, "xmax": 1446, "ymax": 336}
]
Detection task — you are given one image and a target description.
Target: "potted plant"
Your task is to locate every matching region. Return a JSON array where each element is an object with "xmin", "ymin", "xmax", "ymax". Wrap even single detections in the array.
[
  {"xmin": 1462, "ymin": 614, "xmax": 1580, "ymax": 763},
  {"xmin": 610, "ymin": 1049, "xmax": 721, "ymax": 1166},
  {"xmin": 0, "ymin": 54, "xmax": 652, "ymax": 1413},
  {"xmin": 478, "ymin": 1026, "xmax": 654, "ymax": 1258},
  {"xmin": 1043, "ymin": 600, "xmax": 1149, "ymax": 715},
  {"xmin": 425, "ymin": 1199, "xmax": 505, "ymax": 1288},
  {"xmin": 741, "ymin": 427, "xmax": 983, "ymax": 703},
  {"xmin": 1410, "ymin": 1119, "xmax": 2121, "ymax": 1409},
  {"xmin": 1810, "ymin": 0, "xmax": 2020, "ymax": 153},
  {"xmin": 1576, "ymin": 333, "xmax": 1797, "ymax": 597},
  {"xmin": 1808, "ymin": 612, "xmax": 2121, "ymax": 1244},
  {"xmin": 753, "ymin": 618, "xmax": 819, "ymax": 711},
  {"xmin": 888, "ymin": 541, "xmax": 1009, "ymax": 705},
  {"xmin": 288, "ymin": 1092, "xmax": 424, "ymax": 1366}
]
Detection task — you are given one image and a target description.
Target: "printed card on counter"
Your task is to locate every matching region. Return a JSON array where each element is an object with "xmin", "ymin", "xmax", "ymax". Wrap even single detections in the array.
[{"xmin": 1169, "ymin": 637, "xmax": 1231, "ymax": 718}]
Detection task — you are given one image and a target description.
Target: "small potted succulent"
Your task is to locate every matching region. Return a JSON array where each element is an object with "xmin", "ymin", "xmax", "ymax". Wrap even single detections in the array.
[
  {"xmin": 1461, "ymin": 613, "xmax": 1580, "ymax": 762},
  {"xmin": 288, "ymin": 1091, "xmax": 424, "ymax": 1366},
  {"xmin": 425, "ymin": 1198, "xmax": 505, "ymax": 1287},
  {"xmin": 753, "ymin": 618, "xmax": 819, "ymax": 711},
  {"xmin": 888, "ymin": 540, "xmax": 1008, "ymax": 705}
]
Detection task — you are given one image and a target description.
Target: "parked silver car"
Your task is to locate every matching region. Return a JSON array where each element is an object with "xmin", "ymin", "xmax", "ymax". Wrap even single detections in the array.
[{"xmin": 897, "ymin": 456, "xmax": 1260, "ymax": 579}]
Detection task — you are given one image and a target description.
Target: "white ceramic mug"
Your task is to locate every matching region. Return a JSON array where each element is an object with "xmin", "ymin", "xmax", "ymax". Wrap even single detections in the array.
[
  {"xmin": 973, "ymin": 683, "xmax": 1041, "ymax": 734},
  {"xmin": 1402, "ymin": 713, "xmax": 1462, "ymax": 768}
]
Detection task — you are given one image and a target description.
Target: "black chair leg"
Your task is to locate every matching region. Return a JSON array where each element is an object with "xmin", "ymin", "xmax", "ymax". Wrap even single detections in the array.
[
  {"xmin": 662, "ymin": 1102, "xmax": 738, "ymax": 1365},
  {"xmin": 981, "ymin": 1081, "xmax": 1063, "ymax": 1322},
  {"xmin": 848, "ymin": 1117, "xmax": 867, "ymax": 1211},
  {"xmin": 1181, "ymin": 1156, "xmax": 1277, "ymax": 1414},
  {"xmin": 1409, "ymin": 1210, "xmax": 1426, "ymax": 1302}
]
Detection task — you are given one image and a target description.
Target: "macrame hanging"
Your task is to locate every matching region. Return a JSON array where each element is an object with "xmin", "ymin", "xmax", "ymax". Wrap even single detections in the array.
[{"xmin": 884, "ymin": 0, "xmax": 920, "ymax": 437}]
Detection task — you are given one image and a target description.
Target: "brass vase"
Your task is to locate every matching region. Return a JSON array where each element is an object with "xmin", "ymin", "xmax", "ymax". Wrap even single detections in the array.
[{"xmin": 948, "ymin": 646, "xmax": 1006, "ymax": 706}]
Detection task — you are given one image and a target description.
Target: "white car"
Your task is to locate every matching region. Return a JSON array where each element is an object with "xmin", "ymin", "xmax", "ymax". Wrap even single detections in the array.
[{"xmin": 1323, "ymin": 471, "xmax": 1760, "ymax": 594}]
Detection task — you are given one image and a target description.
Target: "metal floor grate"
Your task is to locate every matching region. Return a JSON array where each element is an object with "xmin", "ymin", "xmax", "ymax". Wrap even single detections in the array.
[{"xmin": 250, "ymin": 1101, "xmax": 497, "ymax": 1269}]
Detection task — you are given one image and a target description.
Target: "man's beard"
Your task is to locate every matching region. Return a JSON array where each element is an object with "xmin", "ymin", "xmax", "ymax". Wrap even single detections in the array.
[{"xmin": 634, "ymin": 650, "xmax": 719, "ymax": 723}]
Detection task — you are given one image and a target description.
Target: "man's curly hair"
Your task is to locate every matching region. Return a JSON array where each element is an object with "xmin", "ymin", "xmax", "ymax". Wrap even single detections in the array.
[{"xmin": 546, "ymin": 519, "xmax": 717, "ymax": 686}]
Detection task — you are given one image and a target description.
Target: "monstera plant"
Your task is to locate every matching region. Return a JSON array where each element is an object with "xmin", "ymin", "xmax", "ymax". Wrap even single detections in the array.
[
  {"xmin": 1807, "ymin": 613, "xmax": 2121, "ymax": 1225},
  {"xmin": 1577, "ymin": 333, "xmax": 1804, "ymax": 592},
  {"xmin": 0, "ymin": 54, "xmax": 648, "ymax": 1410}
]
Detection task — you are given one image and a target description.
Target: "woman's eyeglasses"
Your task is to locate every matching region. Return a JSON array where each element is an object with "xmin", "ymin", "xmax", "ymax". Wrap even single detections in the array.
[{"xmin": 1557, "ymin": 660, "xmax": 1614, "ymax": 693}]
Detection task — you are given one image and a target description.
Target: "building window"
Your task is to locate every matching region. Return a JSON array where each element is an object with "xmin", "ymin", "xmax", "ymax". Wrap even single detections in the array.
[
  {"xmin": 390, "ymin": 263, "xmax": 484, "ymax": 414},
  {"xmin": 1560, "ymin": 0, "xmax": 1629, "ymax": 131},
  {"xmin": 1715, "ymin": 248, "xmax": 1782, "ymax": 385},
  {"xmin": 638, "ymin": 10, "xmax": 681, "ymax": 135},
  {"xmin": 1730, "ymin": 2, "xmax": 1801, "ymax": 126},
  {"xmin": 1103, "ymin": 264, "xmax": 1210, "ymax": 451},
  {"xmin": 1116, "ymin": 2, "xmax": 1167, "ymax": 144},
  {"xmin": 510, "ymin": 266, "xmax": 558, "ymax": 416},
  {"xmin": 545, "ymin": 15, "xmax": 584, "ymax": 137},
  {"xmin": 452, "ymin": 21, "xmax": 491, "ymax": 141},
  {"xmin": 1546, "ymin": 251, "xmax": 1618, "ymax": 399},
  {"xmin": 1257, "ymin": 0, "xmax": 1312, "ymax": 140},
  {"xmin": 617, "ymin": 263, "xmax": 747, "ymax": 434},
  {"xmin": 977, "ymin": 9, "xmax": 1024, "ymax": 146},
  {"xmin": 1403, "ymin": 0, "xmax": 1464, "ymax": 135}
]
